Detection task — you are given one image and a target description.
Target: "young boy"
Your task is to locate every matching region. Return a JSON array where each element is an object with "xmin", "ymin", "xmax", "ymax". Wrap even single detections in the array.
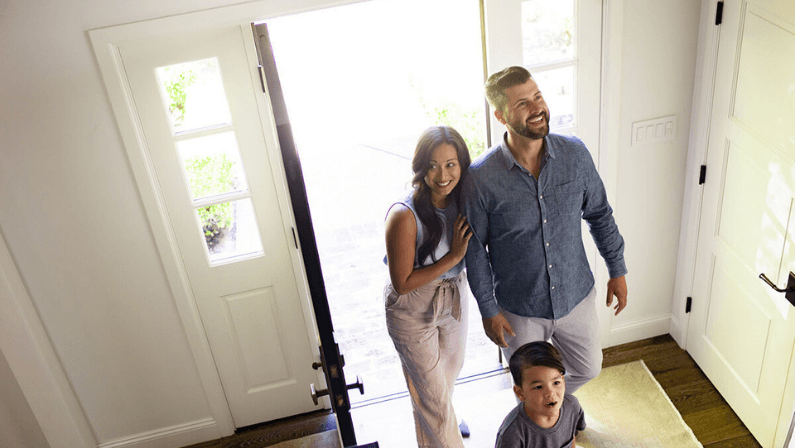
[{"xmin": 495, "ymin": 341, "xmax": 586, "ymax": 448}]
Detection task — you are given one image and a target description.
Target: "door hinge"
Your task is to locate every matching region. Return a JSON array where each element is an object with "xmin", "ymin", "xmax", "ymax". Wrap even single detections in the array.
[
  {"xmin": 699, "ymin": 165, "xmax": 707, "ymax": 185},
  {"xmin": 291, "ymin": 227, "xmax": 298, "ymax": 249},
  {"xmin": 686, "ymin": 297, "xmax": 692, "ymax": 313},
  {"xmin": 715, "ymin": 1, "xmax": 724, "ymax": 25},
  {"xmin": 257, "ymin": 65, "xmax": 266, "ymax": 93}
]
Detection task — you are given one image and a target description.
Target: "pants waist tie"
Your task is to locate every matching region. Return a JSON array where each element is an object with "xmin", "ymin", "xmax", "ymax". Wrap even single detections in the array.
[{"xmin": 432, "ymin": 276, "xmax": 462, "ymax": 321}]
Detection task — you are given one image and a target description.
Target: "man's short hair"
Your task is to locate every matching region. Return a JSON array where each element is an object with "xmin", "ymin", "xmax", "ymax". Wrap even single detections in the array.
[
  {"xmin": 485, "ymin": 66, "xmax": 533, "ymax": 113},
  {"xmin": 509, "ymin": 341, "xmax": 566, "ymax": 386}
]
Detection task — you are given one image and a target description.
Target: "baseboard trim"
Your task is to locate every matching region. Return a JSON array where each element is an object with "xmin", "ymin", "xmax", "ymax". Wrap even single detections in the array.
[
  {"xmin": 97, "ymin": 418, "xmax": 219, "ymax": 448},
  {"xmin": 609, "ymin": 314, "xmax": 672, "ymax": 347},
  {"xmin": 668, "ymin": 313, "xmax": 687, "ymax": 348}
]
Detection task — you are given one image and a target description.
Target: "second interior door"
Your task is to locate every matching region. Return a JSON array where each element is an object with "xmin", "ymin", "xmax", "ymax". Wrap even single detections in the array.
[{"xmin": 686, "ymin": 1, "xmax": 795, "ymax": 446}]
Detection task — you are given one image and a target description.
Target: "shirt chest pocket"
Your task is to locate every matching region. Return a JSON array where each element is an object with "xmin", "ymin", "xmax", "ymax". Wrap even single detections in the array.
[{"xmin": 552, "ymin": 179, "xmax": 584, "ymax": 218}]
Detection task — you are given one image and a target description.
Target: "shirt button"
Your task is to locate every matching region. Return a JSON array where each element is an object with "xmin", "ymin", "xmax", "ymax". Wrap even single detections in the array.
[
  {"xmin": 549, "ymin": 264, "xmax": 552, "ymax": 268},
  {"xmin": 546, "ymin": 243, "xmax": 550, "ymax": 247},
  {"xmin": 551, "ymin": 286, "xmax": 555, "ymax": 290},
  {"xmin": 543, "ymin": 219, "xmax": 547, "ymax": 223},
  {"xmin": 540, "ymin": 195, "xmax": 543, "ymax": 199}
]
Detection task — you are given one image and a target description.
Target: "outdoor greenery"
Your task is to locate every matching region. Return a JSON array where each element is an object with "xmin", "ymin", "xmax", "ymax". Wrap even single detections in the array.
[
  {"xmin": 163, "ymin": 65, "xmax": 235, "ymax": 248},
  {"xmin": 162, "ymin": 67, "xmax": 197, "ymax": 125},
  {"xmin": 183, "ymin": 154, "xmax": 235, "ymax": 246},
  {"xmin": 427, "ymin": 103, "xmax": 487, "ymax": 159}
]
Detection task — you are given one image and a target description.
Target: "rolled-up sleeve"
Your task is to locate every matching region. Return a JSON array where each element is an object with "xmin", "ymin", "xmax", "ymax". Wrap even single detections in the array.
[
  {"xmin": 580, "ymin": 150, "xmax": 627, "ymax": 279},
  {"xmin": 462, "ymin": 174, "xmax": 501, "ymax": 318}
]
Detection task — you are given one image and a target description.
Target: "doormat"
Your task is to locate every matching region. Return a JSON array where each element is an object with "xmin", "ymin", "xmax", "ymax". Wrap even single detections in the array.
[{"xmin": 574, "ymin": 360, "xmax": 702, "ymax": 447}]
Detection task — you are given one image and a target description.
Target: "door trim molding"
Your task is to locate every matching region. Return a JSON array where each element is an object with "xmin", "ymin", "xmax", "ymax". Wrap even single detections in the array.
[
  {"xmin": 597, "ymin": 0, "xmax": 622, "ymax": 348},
  {"xmin": 671, "ymin": 0, "xmax": 723, "ymax": 348},
  {"xmin": 0, "ymin": 228, "xmax": 96, "ymax": 448}
]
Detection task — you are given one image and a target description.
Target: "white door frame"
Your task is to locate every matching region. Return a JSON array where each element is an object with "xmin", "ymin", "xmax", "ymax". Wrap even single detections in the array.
[
  {"xmin": 1, "ymin": 0, "xmax": 623, "ymax": 443},
  {"xmin": 669, "ymin": 0, "xmax": 723, "ymax": 348}
]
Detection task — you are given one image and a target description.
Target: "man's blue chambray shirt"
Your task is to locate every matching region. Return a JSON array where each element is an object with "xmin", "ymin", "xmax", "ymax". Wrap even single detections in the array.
[{"xmin": 462, "ymin": 133, "xmax": 627, "ymax": 320}]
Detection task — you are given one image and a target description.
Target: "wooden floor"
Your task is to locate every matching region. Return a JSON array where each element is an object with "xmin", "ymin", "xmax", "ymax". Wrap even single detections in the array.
[{"xmin": 184, "ymin": 334, "xmax": 761, "ymax": 448}]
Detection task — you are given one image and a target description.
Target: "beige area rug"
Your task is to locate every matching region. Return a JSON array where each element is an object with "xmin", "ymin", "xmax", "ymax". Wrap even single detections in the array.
[
  {"xmin": 265, "ymin": 430, "xmax": 341, "ymax": 448},
  {"xmin": 574, "ymin": 360, "xmax": 702, "ymax": 448}
]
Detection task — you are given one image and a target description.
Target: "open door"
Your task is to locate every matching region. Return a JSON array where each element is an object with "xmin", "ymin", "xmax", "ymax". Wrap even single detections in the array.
[
  {"xmin": 116, "ymin": 24, "xmax": 330, "ymax": 429},
  {"xmin": 252, "ymin": 22, "xmax": 364, "ymax": 447},
  {"xmin": 97, "ymin": 16, "xmax": 367, "ymax": 443}
]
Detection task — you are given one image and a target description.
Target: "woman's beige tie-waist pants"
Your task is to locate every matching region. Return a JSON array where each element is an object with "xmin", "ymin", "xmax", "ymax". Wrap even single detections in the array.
[{"xmin": 384, "ymin": 272, "xmax": 468, "ymax": 448}]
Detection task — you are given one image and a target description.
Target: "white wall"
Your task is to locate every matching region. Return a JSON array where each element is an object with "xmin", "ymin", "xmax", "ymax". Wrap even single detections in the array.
[
  {"xmin": 605, "ymin": 0, "xmax": 702, "ymax": 346},
  {"xmin": 0, "ymin": 0, "xmax": 701, "ymax": 446}
]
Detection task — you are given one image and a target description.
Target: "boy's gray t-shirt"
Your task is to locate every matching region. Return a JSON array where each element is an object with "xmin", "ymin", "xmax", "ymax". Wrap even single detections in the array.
[{"xmin": 495, "ymin": 394, "xmax": 586, "ymax": 448}]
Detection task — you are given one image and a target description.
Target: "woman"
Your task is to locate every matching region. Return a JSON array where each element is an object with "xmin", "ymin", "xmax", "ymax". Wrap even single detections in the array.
[{"xmin": 384, "ymin": 126, "xmax": 472, "ymax": 447}]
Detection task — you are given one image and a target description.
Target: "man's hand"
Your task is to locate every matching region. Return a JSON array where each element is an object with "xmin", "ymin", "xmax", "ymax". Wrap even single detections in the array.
[
  {"xmin": 606, "ymin": 276, "xmax": 628, "ymax": 315},
  {"xmin": 482, "ymin": 313, "xmax": 516, "ymax": 348}
]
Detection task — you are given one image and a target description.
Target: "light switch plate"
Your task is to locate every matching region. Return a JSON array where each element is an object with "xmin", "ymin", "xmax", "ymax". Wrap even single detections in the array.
[{"xmin": 631, "ymin": 115, "xmax": 677, "ymax": 146}]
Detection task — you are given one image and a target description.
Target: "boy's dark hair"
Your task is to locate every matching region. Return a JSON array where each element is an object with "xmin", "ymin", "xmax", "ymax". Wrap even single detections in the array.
[
  {"xmin": 509, "ymin": 341, "xmax": 566, "ymax": 386},
  {"xmin": 485, "ymin": 66, "xmax": 533, "ymax": 113}
]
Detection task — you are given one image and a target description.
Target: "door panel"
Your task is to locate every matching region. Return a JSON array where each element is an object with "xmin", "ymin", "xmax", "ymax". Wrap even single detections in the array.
[
  {"xmin": 732, "ymin": 8, "xmax": 795, "ymax": 150},
  {"xmin": 226, "ymin": 287, "xmax": 291, "ymax": 388},
  {"xmin": 119, "ymin": 26, "xmax": 320, "ymax": 427},
  {"xmin": 687, "ymin": 1, "xmax": 795, "ymax": 446},
  {"xmin": 717, "ymin": 144, "xmax": 790, "ymax": 278},
  {"xmin": 706, "ymin": 258, "xmax": 771, "ymax": 392}
]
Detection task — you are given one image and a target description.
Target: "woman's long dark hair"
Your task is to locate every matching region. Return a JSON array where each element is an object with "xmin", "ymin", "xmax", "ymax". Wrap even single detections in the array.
[{"xmin": 411, "ymin": 126, "xmax": 471, "ymax": 264}]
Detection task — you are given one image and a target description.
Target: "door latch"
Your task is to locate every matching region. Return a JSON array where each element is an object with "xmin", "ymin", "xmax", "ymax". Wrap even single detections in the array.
[
  {"xmin": 759, "ymin": 272, "xmax": 795, "ymax": 306},
  {"xmin": 309, "ymin": 375, "xmax": 365, "ymax": 405}
]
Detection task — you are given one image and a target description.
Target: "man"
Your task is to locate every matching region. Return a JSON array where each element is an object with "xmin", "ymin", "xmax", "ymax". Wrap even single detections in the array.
[{"xmin": 462, "ymin": 66, "xmax": 627, "ymax": 392}]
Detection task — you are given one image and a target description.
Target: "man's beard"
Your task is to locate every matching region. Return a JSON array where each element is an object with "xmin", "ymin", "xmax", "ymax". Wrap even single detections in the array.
[{"xmin": 507, "ymin": 112, "xmax": 550, "ymax": 140}]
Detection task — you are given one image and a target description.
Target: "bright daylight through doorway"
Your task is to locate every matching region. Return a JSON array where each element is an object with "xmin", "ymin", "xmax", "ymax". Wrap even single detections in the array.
[{"xmin": 266, "ymin": 0, "xmax": 499, "ymax": 404}]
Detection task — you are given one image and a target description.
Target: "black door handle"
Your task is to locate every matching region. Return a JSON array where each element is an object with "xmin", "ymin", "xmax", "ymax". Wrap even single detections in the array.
[{"xmin": 759, "ymin": 272, "xmax": 795, "ymax": 306}]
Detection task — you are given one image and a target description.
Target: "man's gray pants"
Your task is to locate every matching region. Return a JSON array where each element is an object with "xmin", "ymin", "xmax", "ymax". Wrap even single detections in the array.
[{"xmin": 500, "ymin": 286, "xmax": 602, "ymax": 393}]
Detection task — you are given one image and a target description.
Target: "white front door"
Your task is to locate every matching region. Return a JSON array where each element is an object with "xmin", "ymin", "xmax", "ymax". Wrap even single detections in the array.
[
  {"xmin": 687, "ymin": 1, "xmax": 795, "ymax": 446},
  {"xmin": 119, "ymin": 25, "xmax": 320, "ymax": 428}
]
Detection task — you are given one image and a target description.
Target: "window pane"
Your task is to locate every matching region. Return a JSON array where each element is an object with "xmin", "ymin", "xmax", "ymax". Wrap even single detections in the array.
[
  {"xmin": 521, "ymin": 0, "xmax": 575, "ymax": 66},
  {"xmin": 177, "ymin": 132, "xmax": 248, "ymax": 201},
  {"xmin": 156, "ymin": 58, "xmax": 232, "ymax": 133},
  {"xmin": 533, "ymin": 66, "xmax": 575, "ymax": 129},
  {"xmin": 197, "ymin": 199, "xmax": 263, "ymax": 263}
]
